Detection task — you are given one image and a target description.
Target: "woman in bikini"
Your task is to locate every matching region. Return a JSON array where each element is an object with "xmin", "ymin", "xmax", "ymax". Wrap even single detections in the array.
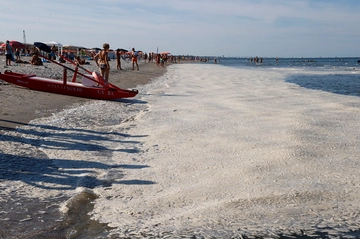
[{"xmin": 94, "ymin": 43, "xmax": 110, "ymax": 83}]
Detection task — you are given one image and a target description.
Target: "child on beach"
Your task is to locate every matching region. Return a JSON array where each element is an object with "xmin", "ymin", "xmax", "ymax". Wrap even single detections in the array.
[{"xmin": 15, "ymin": 48, "xmax": 21, "ymax": 61}]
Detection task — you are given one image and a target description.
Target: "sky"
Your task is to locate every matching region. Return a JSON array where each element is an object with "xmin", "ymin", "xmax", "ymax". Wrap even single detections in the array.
[{"xmin": 1, "ymin": 0, "xmax": 360, "ymax": 57}]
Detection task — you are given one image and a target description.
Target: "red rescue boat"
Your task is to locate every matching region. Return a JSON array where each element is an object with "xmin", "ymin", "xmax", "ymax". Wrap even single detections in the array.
[
  {"xmin": 0, "ymin": 42, "xmax": 138, "ymax": 100},
  {"xmin": 0, "ymin": 70, "xmax": 138, "ymax": 100}
]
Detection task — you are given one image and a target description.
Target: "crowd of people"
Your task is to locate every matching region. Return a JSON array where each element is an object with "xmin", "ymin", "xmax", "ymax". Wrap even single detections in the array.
[
  {"xmin": 2, "ymin": 40, "xmax": 182, "ymax": 84},
  {"xmin": 248, "ymin": 56, "xmax": 263, "ymax": 64},
  {"xmin": 2, "ymin": 40, "xmax": 45, "ymax": 66}
]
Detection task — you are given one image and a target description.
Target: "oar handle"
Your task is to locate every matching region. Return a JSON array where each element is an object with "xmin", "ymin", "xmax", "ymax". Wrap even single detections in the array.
[
  {"xmin": 40, "ymin": 54, "xmax": 107, "ymax": 87},
  {"xmin": 59, "ymin": 55, "xmax": 92, "ymax": 74}
]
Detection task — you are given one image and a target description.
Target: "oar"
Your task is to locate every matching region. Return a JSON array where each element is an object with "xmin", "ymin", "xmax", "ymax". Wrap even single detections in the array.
[
  {"xmin": 61, "ymin": 55, "xmax": 92, "ymax": 74},
  {"xmin": 60, "ymin": 56, "xmax": 124, "ymax": 91},
  {"xmin": 57, "ymin": 48, "xmax": 126, "ymax": 92},
  {"xmin": 34, "ymin": 42, "xmax": 107, "ymax": 87},
  {"xmin": 34, "ymin": 42, "xmax": 136, "ymax": 93}
]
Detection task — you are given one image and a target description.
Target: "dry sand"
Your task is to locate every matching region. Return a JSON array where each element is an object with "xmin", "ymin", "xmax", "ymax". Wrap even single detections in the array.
[{"xmin": 0, "ymin": 55, "xmax": 166, "ymax": 131}]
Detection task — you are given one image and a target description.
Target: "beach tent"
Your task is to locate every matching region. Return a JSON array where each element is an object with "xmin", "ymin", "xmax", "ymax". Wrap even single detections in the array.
[
  {"xmin": 63, "ymin": 44, "xmax": 86, "ymax": 50},
  {"xmin": 63, "ymin": 44, "xmax": 88, "ymax": 56},
  {"xmin": 43, "ymin": 41, "xmax": 63, "ymax": 55}
]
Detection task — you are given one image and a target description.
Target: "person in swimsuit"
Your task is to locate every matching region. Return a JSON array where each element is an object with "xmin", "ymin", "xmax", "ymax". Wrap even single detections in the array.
[
  {"xmin": 94, "ymin": 43, "xmax": 110, "ymax": 83},
  {"xmin": 74, "ymin": 56, "xmax": 86, "ymax": 65},
  {"xmin": 5, "ymin": 40, "xmax": 13, "ymax": 66},
  {"xmin": 131, "ymin": 47, "xmax": 139, "ymax": 70},
  {"xmin": 31, "ymin": 52, "xmax": 43, "ymax": 66},
  {"xmin": 50, "ymin": 45, "xmax": 57, "ymax": 60},
  {"xmin": 15, "ymin": 48, "xmax": 21, "ymax": 61},
  {"xmin": 116, "ymin": 48, "xmax": 122, "ymax": 70}
]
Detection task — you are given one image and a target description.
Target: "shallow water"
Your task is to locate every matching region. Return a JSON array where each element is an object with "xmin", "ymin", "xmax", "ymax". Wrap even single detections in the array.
[{"xmin": 2, "ymin": 60, "xmax": 360, "ymax": 238}]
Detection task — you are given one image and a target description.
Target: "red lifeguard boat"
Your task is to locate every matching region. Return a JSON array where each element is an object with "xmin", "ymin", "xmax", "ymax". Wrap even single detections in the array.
[
  {"xmin": 0, "ymin": 42, "xmax": 138, "ymax": 100},
  {"xmin": 0, "ymin": 70, "xmax": 138, "ymax": 100}
]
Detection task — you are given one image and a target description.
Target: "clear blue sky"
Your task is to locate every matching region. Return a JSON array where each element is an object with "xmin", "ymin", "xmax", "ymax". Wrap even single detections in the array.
[{"xmin": 1, "ymin": 0, "xmax": 360, "ymax": 57}]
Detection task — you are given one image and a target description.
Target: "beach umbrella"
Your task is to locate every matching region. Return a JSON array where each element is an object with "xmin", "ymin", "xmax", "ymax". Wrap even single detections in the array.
[
  {"xmin": 92, "ymin": 47, "xmax": 101, "ymax": 51},
  {"xmin": 1, "ymin": 40, "xmax": 25, "ymax": 49},
  {"xmin": 116, "ymin": 48, "xmax": 128, "ymax": 53},
  {"xmin": 34, "ymin": 42, "xmax": 51, "ymax": 53}
]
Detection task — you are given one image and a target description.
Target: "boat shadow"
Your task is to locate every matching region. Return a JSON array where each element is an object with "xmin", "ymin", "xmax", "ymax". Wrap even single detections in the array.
[{"xmin": 285, "ymin": 73, "xmax": 360, "ymax": 97}]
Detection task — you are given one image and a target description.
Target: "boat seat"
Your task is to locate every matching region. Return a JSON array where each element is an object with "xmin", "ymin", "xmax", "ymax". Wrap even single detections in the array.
[{"xmin": 82, "ymin": 74, "xmax": 96, "ymax": 87}]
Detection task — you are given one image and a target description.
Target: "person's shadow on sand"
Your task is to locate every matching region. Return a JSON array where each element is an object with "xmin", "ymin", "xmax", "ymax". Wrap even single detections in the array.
[
  {"xmin": 0, "ymin": 123, "xmax": 155, "ymax": 190},
  {"xmin": 0, "ymin": 152, "xmax": 155, "ymax": 190},
  {"xmin": 1, "ymin": 122, "xmax": 147, "ymax": 153}
]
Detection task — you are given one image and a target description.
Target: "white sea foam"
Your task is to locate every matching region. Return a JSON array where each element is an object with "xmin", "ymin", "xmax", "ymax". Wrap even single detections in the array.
[{"xmin": 2, "ymin": 63, "xmax": 360, "ymax": 237}]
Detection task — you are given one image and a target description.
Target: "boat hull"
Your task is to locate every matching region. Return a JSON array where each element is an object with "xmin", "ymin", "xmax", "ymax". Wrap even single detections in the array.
[{"xmin": 0, "ymin": 71, "xmax": 138, "ymax": 100}]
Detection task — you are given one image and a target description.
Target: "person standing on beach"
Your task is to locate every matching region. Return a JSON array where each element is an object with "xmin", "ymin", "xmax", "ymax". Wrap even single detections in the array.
[
  {"xmin": 50, "ymin": 45, "xmax": 57, "ymax": 60},
  {"xmin": 116, "ymin": 49, "xmax": 122, "ymax": 70},
  {"xmin": 94, "ymin": 43, "xmax": 110, "ymax": 83},
  {"xmin": 155, "ymin": 54, "xmax": 161, "ymax": 67},
  {"xmin": 15, "ymin": 48, "xmax": 21, "ymax": 61},
  {"xmin": 131, "ymin": 47, "xmax": 139, "ymax": 70},
  {"xmin": 5, "ymin": 40, "xmax": 13, "ymax": 66}
]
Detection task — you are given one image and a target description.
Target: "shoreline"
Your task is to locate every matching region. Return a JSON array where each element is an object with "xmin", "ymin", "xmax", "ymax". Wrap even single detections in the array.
[
  {"xmin": 0, "ymin": 56, "xmax": 171, "ymax": 238},
  {"xmin": 0, "ymin": 56, "xmax": 167, "ymax": 131},
  {"xmin": 2, "ymin": 59, "xmax": 360, "ymax": 237}
]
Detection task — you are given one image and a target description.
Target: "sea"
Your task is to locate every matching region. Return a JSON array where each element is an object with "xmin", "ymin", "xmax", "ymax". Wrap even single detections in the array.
[
  {"xmin": 219, "ymin": 56, "xmax": 359, "ymax": 69},
  {"xmin": 1, "ymin": 57, "xmax": 360, "ymax": 238}
]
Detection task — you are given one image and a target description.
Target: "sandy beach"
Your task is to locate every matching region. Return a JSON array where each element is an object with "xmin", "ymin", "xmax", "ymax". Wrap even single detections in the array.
[
  {"xmin": 0, "ymin": 55, "xmax": 166, "ymax": 131},
  {"xmin": 0, "ymin": 55, "xmax": 170, "ymax": 238},
  {"xmin": 1, "ymin": 57, "xmax": 360, "ymax": 238}
]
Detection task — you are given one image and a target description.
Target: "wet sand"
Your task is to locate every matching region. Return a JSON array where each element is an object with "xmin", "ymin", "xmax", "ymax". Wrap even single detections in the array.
[{"xmin": 0, "ymin": 55, "xmax": 169, "ymax": 238}]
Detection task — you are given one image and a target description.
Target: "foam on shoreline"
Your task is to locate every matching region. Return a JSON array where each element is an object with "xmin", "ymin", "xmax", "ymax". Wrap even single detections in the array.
[{"xmin": 2, "ymin": 62, "xmax": 360, "ymax": 237}]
